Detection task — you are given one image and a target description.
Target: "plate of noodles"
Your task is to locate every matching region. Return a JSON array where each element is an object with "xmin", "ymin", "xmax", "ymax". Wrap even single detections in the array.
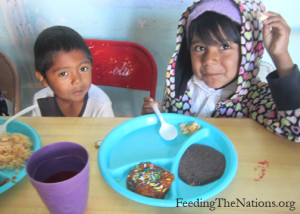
[
  {"xmin": 98, "ymin": 114, "xmax": 238, "ymax": 207},
  {"xmin": 0, "ymin": 119, "xmax": 41, "ymax": 194}
]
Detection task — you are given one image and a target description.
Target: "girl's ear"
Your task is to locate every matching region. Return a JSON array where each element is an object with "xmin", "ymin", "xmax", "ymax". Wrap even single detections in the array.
[{"xmin": 35, "ymin": 71, "xmax": 49, "ymax": 87}]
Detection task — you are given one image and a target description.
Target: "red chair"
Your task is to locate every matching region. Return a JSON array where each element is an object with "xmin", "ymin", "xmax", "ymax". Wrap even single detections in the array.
[{"xmin": 85, "ymin": 39, "xmax": 157, "ymax": 99}]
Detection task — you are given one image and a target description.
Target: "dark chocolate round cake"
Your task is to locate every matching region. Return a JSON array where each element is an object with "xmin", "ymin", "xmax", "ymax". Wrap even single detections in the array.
[{"xmin": 178, "ymin": 144, "xmax": 226, "ymax": 186}]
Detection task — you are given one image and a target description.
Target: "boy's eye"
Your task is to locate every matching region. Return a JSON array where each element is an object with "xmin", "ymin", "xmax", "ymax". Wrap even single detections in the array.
[
  {"xmin": 59, "ymin": 71, "xmax": 68, "ymax": 77},
  {"xmin": 80, "ymin": 66, "xmax": 88, "ymax": 72},
  {"xmin": 220, "ymin": 44, "xmax": 230, "ymax": 50}
]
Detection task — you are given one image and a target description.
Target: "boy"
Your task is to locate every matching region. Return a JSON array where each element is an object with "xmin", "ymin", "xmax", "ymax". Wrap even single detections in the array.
[
  {"xmin": 32, "ymin": 26, "xmax": 114, "ymax": 117},
  {"xmin": 142, "ymin": 0, "xmax": 300, "ymax": 142}
]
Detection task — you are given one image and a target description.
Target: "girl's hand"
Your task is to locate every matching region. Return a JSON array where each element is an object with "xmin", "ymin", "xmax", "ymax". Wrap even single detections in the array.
[
  {"xmin": 261, "ymin": 11, "xmax": 294, "ymax": 77},
  {"xmin": 141, "ymin": 97, "xmax": 163, "ymax": 115}
]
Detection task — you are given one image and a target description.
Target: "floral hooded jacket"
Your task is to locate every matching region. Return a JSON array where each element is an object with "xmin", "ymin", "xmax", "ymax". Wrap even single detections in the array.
[{"xmin": 163, "ymin": 0, "xmax": 300, "ymax": 142}]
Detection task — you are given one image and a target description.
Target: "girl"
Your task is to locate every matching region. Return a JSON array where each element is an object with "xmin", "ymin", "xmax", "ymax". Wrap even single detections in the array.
[{"xmin": 142, "ymin": 0, "xmax": 300, "ymax": 142}]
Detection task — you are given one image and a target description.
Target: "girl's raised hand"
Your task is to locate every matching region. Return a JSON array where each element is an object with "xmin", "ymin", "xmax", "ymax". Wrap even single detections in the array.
[{"xmin": 261, "ymin": 11, "xmax": 294, "ymax": 77}]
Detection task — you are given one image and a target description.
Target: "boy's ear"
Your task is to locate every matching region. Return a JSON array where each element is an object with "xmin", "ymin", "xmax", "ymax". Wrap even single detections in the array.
[{"xmin": 35, "ymin": 71, "xmax": 49, "ymax": 87}]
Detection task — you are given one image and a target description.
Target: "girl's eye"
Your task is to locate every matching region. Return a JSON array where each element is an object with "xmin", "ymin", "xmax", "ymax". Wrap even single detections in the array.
[
  {"xmin": 220, "ymin": 44, "xmax": 230, "ymax": 50},
  {"xmin": 59, "ymin": 72, "xmax": 68, "ymax": 77},
  {"xmin": 194, "ymin": 46, "xmax": 205, "ymax": 52},
  {"xmin": 80, "ymin": 66, "xmax": 88, "ymax": 72}
]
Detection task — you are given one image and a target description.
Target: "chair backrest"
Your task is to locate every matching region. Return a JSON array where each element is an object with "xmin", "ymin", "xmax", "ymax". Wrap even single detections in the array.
[
  {"xmin": 0, "ymin": 51, "xmax": 20, "ymax": 114},
  {"xmin": 85, "ymin": 39, "xmax": 157, "ymax": 99}
]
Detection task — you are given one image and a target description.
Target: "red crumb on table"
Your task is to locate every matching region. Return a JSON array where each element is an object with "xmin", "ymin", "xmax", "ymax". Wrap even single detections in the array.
[{"xmin": 254, "ymin": 160, "xmax": 269, "ymax": 181}]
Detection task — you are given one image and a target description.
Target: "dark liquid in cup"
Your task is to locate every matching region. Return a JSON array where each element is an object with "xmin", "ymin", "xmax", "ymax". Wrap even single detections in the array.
[
  {"xmin": 44, "ymin": 170, "xmax": 79, "ymax": 183},
  {"xmin": 33, "ymin": 155, "xmax": 86, "ymax": 183}
]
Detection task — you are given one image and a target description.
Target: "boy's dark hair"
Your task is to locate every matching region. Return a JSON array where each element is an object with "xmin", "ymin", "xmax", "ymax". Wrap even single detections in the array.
[
  {"xmin": 34, "ymin": 26, "xmax": 92, "ymax": 77},
  {"xmin": 188, "ymin": 11, "xmax": 241, "ymax": 47}
]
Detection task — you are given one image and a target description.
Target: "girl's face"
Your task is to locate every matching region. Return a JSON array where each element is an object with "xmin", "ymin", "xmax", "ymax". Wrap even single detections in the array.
[
  {"xmin": 190, "ymin": 34, "xmax": 240, "ymax": 89},
  {"xmin": 37, "ymin": 49, "xmax": 92, "ymax": 105}
]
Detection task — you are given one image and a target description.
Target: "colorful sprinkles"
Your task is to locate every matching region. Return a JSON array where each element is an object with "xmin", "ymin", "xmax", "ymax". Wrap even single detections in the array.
[{"xmin": 126, "ymin": 162, "xmax": 175, "ymax": 199}]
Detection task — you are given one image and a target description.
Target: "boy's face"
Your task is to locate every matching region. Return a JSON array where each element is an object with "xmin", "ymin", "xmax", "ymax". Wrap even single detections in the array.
[
  {"xmin": 36, "ymin": 49, "xmax": 92, "ymax": 104},
  {"xmin": 190, "ymin": 35, "xmax": 240, "ymax": 89}
]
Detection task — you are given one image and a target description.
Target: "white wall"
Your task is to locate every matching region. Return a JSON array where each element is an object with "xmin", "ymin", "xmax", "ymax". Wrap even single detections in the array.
[{"xmin": 262, "ymin": 0, "xmax": 300, "ymax": 67}]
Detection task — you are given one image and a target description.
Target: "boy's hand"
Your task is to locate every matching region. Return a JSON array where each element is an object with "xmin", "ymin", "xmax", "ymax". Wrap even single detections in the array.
[
  {"xmin": 141, "ymin": 97, "xmax": 164, "ymax": 115},
  {"xmin": 262, "ymin": 11, "xmax": 294, "ymax": 77}
]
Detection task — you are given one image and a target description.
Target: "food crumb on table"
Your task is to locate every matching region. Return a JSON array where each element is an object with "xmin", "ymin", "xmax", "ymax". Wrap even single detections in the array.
[{"xmin": 95, "ymin": 140, "xmax": 102, "ymax": 148}]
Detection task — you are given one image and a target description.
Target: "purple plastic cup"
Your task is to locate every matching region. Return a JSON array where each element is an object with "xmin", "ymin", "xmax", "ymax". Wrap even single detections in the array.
[{"xmin": 26, "ymin": 142, "xmax": 89, "ymax": 214}]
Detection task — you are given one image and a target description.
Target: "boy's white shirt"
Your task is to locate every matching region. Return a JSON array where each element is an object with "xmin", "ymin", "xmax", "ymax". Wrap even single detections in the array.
[
  {"xmin": 188, "ymin": 75, "xmax": 237, "ymax": 118},
  {"xmin": 32, "ymin": 84, "xmax": 114, "ymax": 117}
]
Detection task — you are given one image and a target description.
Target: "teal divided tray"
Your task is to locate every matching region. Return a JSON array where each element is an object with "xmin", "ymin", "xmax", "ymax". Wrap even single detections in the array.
[
  {"xmin": 98, "ymin": 114, "xmax": 238, "ymax": 207},
  {"xmin": 0, "ymin": 119, "xmax": 41, "ymax": 194}
]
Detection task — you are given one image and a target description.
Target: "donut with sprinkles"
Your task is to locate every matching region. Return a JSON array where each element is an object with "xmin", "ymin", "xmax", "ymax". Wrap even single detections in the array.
[{"xmin": 126, "ymin": 162, "xmax": 175, "ymax": 199}]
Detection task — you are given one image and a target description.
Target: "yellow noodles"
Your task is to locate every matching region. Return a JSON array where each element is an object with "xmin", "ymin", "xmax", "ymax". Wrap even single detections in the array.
[{"xmin": 0, "ymin": 133, "xmax": 33, "ymax": 170}]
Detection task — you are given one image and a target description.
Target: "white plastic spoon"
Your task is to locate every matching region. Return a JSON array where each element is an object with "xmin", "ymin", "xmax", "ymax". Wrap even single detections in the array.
[
  {"xmin": 153, "ymin": 105, "xmax": 178, "ymax": 140},
  {"xmin": 0, "ymin": 104, "xmax": 38, "ymax": 134}
]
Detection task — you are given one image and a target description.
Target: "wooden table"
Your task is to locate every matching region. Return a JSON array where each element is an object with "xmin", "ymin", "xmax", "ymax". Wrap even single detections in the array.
[{"xmin": 0, "ymin": 117, "xmax": 299, "ymax": 213}]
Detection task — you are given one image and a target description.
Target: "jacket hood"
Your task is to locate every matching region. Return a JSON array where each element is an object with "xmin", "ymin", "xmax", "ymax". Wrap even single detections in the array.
[{"xmin": 163, "ymin": 0, "xmax": 266, "ymax": 115}]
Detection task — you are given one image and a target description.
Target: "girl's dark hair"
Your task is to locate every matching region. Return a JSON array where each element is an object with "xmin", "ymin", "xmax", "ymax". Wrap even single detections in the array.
[
  {"xmin": 174, "ymin": 12, "xmax": 241, "ymax": 97},
  {"xmin": 34, "ymin": 26, "xmax": 92, "ymax": 77},
  {"xmin": 188, "ymin": 11, "xmax": 241, "ymax": 47}
]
